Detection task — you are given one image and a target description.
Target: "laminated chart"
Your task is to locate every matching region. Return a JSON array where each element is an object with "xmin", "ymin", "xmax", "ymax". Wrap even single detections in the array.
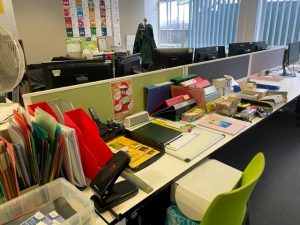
[{"xmin": 61, "ymin": 0, "xmax": 118, "ymax": 39}]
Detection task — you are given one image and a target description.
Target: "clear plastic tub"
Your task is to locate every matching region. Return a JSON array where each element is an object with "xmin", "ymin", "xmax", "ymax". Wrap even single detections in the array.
[{"xmin": 0, "ymin": 178, "xmax": 94, "ymax": 225}]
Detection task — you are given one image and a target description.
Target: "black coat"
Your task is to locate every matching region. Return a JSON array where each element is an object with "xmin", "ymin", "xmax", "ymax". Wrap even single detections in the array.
[{"xmin": 133, "ymin": 23, "xmax": 157, "ymax": 66}]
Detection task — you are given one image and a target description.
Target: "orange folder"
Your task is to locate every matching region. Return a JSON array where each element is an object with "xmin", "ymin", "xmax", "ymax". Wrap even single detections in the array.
[{"xmin": 63, "ymin": 108, "xmax": 113, "ymax": 180}]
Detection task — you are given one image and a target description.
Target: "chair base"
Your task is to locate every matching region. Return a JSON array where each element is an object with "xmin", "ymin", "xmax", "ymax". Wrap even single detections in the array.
[{"xmin": 165, "ymin": 204, "xmax": 199, "ymax": 225}]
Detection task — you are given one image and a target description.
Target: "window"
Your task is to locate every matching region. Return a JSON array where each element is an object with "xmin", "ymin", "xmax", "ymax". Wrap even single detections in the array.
[
  {"xmin": 254, "ymin": 0, "xmax": 300, "ymax": 47},
  {"xmin": 158, "ymin": 0, "xmax": 241, "ymax": 48},
  {"xmin": 159, "ymin": 0, "xmax": 189, "ymax": 48}
]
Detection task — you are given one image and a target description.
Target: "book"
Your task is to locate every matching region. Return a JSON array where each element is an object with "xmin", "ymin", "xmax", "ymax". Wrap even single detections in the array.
[
  {"xmin": 197, "ymin": 113, "xmax": 248, "ymax": 135},
  {"xmin": 180, "ymin": 76, "xmax": 211, "ymax": 88},
  {"xmin": 106, "ymin": 136, "xmax": 160, "ymax": 169},
  {"xmin": 170, "ymin": 74, "xmax": 197, "ymax": 85},
  {"xmin": 180, "ymin": 77, "xmax": 204, "ymax": 87}
]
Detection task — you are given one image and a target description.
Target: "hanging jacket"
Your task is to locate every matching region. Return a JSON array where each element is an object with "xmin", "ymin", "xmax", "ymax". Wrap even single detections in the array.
[{"xmin": 133, "ymin": 23, "xmax": 157, "ymax": 66}]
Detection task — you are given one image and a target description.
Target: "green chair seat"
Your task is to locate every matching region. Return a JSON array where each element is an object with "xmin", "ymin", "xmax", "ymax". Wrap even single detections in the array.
[{"xmin": 165, "ymin": 152, "xmax": 265, "ymax": 225}]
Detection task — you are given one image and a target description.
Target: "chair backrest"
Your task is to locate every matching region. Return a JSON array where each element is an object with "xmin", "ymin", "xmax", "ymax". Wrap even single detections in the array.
[{"xmin": 200, "ymin": 152, "xmax": 265, "ymax": 225}]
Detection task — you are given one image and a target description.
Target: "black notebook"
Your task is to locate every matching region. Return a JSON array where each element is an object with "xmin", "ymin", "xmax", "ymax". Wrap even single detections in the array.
[{"xmin": 129, "ymin": 122, "xmax": 182, "ymax": 147}]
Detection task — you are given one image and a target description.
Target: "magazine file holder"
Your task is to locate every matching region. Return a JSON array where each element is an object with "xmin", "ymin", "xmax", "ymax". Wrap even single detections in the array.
[
  {"xmin": 90, "ymin": 151, "xmax": 138, "ymax": 214},
  {"xmin": 63, "ymin": 108, "xmax": 113, "ymax": 180},
  {"xmin": 27, "ymin": 101, "xmax": 59, "ymax": 122}
]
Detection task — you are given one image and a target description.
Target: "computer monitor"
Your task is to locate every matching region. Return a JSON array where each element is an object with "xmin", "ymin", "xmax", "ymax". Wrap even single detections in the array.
[
  {"xmin": 152, "ymin": 48, "xmax": 193, "ymax": 70},
  {"xmin": 114, "ymin": 53, "xmax": 142, "ymax": 77},
  {"xmin": 228, "ymin": 42, "xmax": 252, "ymax": 56},
  {"xmin": 194, "ymin": 46, "xmax": 226, "ymax": 63},
  {"xmin": 280, "ymin": 42, "xmax": 300, "ymax": 76},
  {"xmin": 252, "ymin": 41, "xmax": 268, "ymax": 52},
  {"xmin": 42, "ymin": 59, "xmax": 113, "ymax": 89}
]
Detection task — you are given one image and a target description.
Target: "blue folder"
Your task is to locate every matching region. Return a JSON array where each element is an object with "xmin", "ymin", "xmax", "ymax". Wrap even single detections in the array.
[{"xmin": 144, "ymin": 82, "xmax": 173, "ymax": 114}]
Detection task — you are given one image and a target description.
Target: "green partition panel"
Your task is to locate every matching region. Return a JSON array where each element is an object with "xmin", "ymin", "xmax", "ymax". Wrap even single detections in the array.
[{"xmin": 26, "ymin": 67, "xmax": 184, "ymax": 121}]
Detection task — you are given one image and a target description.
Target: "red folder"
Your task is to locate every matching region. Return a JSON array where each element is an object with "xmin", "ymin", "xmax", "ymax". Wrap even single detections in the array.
[
  {"xmin": 165, "ymin": 94, "xmax": 191, "ymax": 107},
  {"xmin": 63, "ymin": 108, "xmax": 113, "ymax": 180},
  {"xmin": 27, "ymin": 102, "xmax": 59, "ymax": 122},
  {"xmin": 171, "ymin": 85, "xmax": 206, "ymax": 107}
]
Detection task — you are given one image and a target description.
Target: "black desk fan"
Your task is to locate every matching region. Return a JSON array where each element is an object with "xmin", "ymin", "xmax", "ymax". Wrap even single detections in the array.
[{"xmin": 90, "ymin": 151, "xmax": 139, "ymax": 214}]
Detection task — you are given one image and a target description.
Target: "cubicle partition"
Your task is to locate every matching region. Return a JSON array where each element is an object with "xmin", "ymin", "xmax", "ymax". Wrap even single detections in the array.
[
  {"xmin": 187, "ymin": 54, "xmax": 250, "ymax": 81},
  {"xmin": 249, "ymin": 47, "xmax": 285, "ymax": 75},
  {"xmin": 23, "ymin": 47, "xmax": 286, "ymax": 122},
  {"xmin": 23, "ymin": 67, "xmax": 184, "ymax": 121}
]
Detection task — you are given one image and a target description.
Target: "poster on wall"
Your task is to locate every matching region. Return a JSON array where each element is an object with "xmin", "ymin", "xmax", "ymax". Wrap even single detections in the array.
[
  {"xmin": 62, "ymin": 0, "xmax": 121, "ymax": 52},
  {"xmin": 111, "ymin": 79, "xmax": 134, "ymax": 119},
  {"xmin": 61, "ymin": 0, "xmax": 117, "ymax": 38}
]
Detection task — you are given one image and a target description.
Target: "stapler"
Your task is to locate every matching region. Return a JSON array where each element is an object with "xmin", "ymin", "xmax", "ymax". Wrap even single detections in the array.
[{"xmin": 90, "ymin": 151, "xmax": 139, "ymax": 213}]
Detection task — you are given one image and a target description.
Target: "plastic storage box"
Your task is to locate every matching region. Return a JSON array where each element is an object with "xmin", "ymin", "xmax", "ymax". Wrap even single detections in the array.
[{"xmin": 0, "ymin": 178, "xmax": 94, "ymax": 225}]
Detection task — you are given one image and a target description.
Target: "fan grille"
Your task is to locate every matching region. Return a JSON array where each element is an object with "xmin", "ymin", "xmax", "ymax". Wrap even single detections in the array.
[{"xmin": 0, "ymin": 27, "xmax": 25, "ymax": 93}]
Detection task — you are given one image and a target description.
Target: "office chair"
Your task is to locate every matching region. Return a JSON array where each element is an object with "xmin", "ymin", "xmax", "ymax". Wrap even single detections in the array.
[{"xmin": 165, "ymin": 152, "xmax": 265, "ymax": 225}]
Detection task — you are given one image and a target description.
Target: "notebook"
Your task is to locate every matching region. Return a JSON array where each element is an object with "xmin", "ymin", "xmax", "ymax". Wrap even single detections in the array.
[
  {"xmin": 197, "ymin": 113, "xmax": 248, "ymax": 135},
  {"xmin": 129, "ymin": 122, "xmax": 182, "ymax": 147}
]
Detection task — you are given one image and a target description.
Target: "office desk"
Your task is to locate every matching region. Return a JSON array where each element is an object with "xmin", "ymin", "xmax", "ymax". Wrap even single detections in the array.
[{"xmin": 84, "ymin": 72, "xmax": 300, "ymax": 225}]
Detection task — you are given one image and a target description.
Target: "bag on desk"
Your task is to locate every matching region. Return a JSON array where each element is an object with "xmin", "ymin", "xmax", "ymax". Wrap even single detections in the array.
[{"xmin": 63, "ymin": 108, "xmax": 113, "ymax": 180}]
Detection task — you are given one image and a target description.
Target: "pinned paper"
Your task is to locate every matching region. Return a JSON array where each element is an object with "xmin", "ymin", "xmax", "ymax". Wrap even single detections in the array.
[{"xmin": 0, "ymin": 0, "xmax": 4, "ymax": 14}]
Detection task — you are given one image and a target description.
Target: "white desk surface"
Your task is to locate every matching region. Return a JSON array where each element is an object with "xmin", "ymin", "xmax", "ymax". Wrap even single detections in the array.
[{"xmin": 85, "ymin": 72, "xmax": 300, "ymax": 224}]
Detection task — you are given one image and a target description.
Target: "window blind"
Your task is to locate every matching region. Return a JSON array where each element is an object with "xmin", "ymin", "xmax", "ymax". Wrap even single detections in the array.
[
  {"xmin": 188, "ymin": 0, "xmax": 240, "ymax": 48},
  {"xmin": 254, "ymin": 0, "xmax": 300, "ymax": 46},
  {"xmin": 159, "ymin": 0, "xmax": 241, "ymax": 48}
]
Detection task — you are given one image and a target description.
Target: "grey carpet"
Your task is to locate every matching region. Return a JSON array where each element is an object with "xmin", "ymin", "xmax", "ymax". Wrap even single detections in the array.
[{"xmin": 211, "ymin": 103, "xmax": 300, "ymax": 225}]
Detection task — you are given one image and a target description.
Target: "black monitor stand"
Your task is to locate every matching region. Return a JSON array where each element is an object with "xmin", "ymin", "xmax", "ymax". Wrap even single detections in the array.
[
  {"xmin": 280, "ymin": 49, "xmax": 296, "ymax": 77},
  {"xmin": 90, "ymin": 151, "xmax": 138, "ymax": 214}
]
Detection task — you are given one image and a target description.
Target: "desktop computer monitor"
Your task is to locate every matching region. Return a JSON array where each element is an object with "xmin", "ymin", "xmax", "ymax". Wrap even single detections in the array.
[
  {"xmin": 152, "ymin": 48, "xmax": 193, "ymax": 70},
  {"xmin": 114, "ymin": 53, "xmax": 142, "ymax": 77},
  {"xmin": 42, "ymin": 59, "xmax": 113, "ymax": 89},
  {"xmin": 194, "ymin": 46, "xmax": 226, "ymax": 63},
  {"xmin": 252, "ymin": 41, "xmax": 268, "ymax": 52},
  {"xmin": 280, "ymin": 42, "xmax": 300, "ymax": 76},
  {"xmin": 228, "ymin": 42, "xmax": 252, "ymax": 56}
]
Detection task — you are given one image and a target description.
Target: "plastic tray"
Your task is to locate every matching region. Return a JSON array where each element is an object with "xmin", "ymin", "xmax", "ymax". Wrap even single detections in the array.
[{"xmin": 0, "ymin": 178, "xmax": 94, "ymax": 225}]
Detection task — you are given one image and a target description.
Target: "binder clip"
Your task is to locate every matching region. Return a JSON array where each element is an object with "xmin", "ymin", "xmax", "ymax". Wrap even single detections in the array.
[{"xmin": 90, "ymin": 151, "xmax": 139, "ymax": 215}]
